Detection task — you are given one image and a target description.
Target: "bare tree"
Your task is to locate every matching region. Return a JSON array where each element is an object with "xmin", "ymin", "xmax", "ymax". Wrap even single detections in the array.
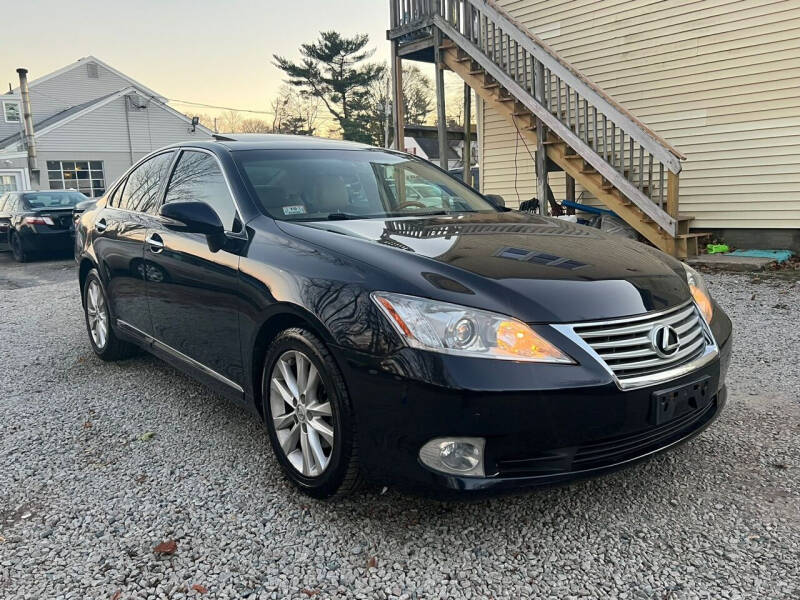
[
  {"xmin": 270, "ymin": 85, "xmax": 321, "ymax": 136},
  {"xmin": 239, "ymin": 118, "xmax": 272, "ymax": 133},
  {"xmin": 218, "ymin": 110, "xmax": 244, "ymax": 133}
]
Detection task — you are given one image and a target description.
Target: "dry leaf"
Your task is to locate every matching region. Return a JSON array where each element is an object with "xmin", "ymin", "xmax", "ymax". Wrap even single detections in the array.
[
  {"xmin": 301, "ymin": 589, "xmax": 319, "ymax": 597},
  {"xmin": 153, "ymin": 539, "xmax": 177, "ymax": 555},
  {"xmin": 83, "ymin": 421, "xmax": 92, "ymax": 429},
  {"xmin": 111, "ymin": 591, "xmax": 122, "ymax": 600},
  {"xmin": 191, "ymin": 584, "xmax": 208, "ymax": 594},
  {"xmin": 367, "ymin": 556, "xmax": 378, "ymax": 569}
]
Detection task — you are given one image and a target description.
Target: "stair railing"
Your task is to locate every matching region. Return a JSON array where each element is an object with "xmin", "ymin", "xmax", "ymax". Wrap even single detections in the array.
[{"xmin": 392, "ymin": 0, "xmax": 684, "ymax": 236}]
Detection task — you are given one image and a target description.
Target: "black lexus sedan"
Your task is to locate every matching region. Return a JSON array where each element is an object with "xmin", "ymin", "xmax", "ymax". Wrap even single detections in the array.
[
  {"xmin": 74, "ymin": 135, "xmax": 732, "ymax": 499},
  {"xmin": 1, "ymin": 190, "xmax": 88, "ymax": 261}
]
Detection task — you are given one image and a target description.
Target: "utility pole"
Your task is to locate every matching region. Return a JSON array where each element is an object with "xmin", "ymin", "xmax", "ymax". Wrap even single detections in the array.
[
  {"xmin": 384, "ymin": 78, "xmax": 391, "ymax": 148},
  {"xmin": 434, "ymin": 27, "xmax": 448, "ymax": 171},
  {"xmin": 16, "ymin": 68, "xmax": 39, "ymax": 186},
  {"xmin": 463, "ymin": 83, "xmax": 472, "ymax": 188}
]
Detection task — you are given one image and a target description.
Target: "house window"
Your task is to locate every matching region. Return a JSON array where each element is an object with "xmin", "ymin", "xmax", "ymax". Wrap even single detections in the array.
[
  {"xmin": 3, "ymin": 101, "xmax": 20, "ymax": 123},
  {"xmin": 46, "ymin": 160, "xmax": 105, "ymax": 198}
]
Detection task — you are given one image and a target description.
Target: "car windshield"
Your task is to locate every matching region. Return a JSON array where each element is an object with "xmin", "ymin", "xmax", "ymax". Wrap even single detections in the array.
[
  {"xmin": 233, "ymin": 148, "xmax": 496, "ymax": 221},
  {"xmin": 22, "ymin": 192, "xmax": 87, "ymax": 209}
]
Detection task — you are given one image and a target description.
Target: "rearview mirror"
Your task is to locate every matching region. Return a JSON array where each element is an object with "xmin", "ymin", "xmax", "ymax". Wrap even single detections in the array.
[{"xmin": 159, "ymin": 201, "xmax": 226, "ymax": 251}]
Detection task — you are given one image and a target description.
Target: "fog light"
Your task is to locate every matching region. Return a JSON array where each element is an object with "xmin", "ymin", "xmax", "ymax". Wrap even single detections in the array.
[{"xmin": 419, "ymin": 437, "xmax": 485, "ymax": 477}]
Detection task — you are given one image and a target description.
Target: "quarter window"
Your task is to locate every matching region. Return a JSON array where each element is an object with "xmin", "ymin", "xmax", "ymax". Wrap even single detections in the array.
[
  {"xmin": 46, "ymin": 160, "xmax": 106, "ymax": 198},
  {"xmin": 116, "ymin": 153, "xmax": 173, "ymax": 213},
  {"xmin": 164, "ymin": 151, "xmax": 239, "ymax": 232},
  {"xmin": 3, "ymin": 101, "xmax": 20, "ymax": 123}
]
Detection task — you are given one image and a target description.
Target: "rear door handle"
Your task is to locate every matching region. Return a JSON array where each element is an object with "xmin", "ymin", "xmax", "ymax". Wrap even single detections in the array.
[
  {"xmin": 146, "ymin": 232, "xmax": 165, "ymax": 254},
  {"xmin": 95, "ymin": 218, "xmax": 107, "ymax": 233}
]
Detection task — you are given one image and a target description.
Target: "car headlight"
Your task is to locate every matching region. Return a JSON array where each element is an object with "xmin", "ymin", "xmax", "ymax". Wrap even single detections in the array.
[
  {"xmin": 371, "ymin": 292, "xmax": 573, "ymax": 363},
  {"xmin": 683, "ymin": 264, "xmax": 713, "ymax": 322}
]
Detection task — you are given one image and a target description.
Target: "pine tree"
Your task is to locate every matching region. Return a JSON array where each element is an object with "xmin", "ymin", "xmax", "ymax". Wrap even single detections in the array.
[{"xmin": 273, "ymin": 31, "xmax": 383, "ymax": 143}]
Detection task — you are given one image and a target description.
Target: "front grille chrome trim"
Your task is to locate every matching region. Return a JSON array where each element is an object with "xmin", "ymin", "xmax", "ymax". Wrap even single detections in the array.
[{"xmin": 552, "ymin": 299, "xmax": 718, "ymax": 391}]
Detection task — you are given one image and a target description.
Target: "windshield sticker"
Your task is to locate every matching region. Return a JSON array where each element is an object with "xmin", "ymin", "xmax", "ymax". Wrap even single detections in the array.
[{"xmin": 282, "ymin": 205, "xmax": 307, "ymax": 215}]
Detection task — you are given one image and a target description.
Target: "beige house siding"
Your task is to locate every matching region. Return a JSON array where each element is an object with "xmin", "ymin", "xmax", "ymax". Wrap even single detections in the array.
[{"xmin": 482, "ymin": 0, "xmax": 800, "ymax": 229}]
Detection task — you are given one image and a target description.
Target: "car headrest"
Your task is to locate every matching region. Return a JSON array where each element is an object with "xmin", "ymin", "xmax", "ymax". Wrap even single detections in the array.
[{"xmin": 312, "ymin": 175, "xmax": 349, "ymax": 212}]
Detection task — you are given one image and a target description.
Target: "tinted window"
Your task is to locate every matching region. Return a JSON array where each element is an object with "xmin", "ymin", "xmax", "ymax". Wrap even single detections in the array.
[
  {"xmin": 117, "ymin": 152, "xmax": 173, "ymax": 213},
  {"xmin": 164, "ymin": 151, "xmax": 239, "ymax": 231}
]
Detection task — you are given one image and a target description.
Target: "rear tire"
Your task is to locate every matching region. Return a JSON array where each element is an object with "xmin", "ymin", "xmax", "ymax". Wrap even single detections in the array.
[
  {"xmin": 10, "ymin": 231, "xmax": 28, "ymax": 262},
  {"xmin": 82, "ymin": 269, "xmax": 136, "ymax": 361},
  {"xmin": 262, "ymin": 327, "xmax": 363, "ymax": 499}
]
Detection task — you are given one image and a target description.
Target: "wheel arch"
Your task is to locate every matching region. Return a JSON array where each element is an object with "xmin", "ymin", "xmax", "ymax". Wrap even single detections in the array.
[
  {"xmin": 249, "ymin": 304, "xmax": 336, "ymax": 419},
  {"xmin": 78, "ymin": 257, "xmax": 95, "ymax": 305}
]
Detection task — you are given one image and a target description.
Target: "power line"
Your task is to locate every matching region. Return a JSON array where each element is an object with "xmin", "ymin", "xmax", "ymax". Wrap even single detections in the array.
[{"xmin": 167, "ymin": 98, "xmax": 275, "ymax": 116}]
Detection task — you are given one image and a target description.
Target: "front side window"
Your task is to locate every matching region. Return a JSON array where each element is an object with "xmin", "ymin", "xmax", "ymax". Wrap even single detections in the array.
[
  {"xmin": 164, "ymin": 150, "xmax": 239, "ymax": 232},
  {"xmin": 233, "ymin": 149, "xmax": 496, "ymax": 221},
  {"xmin": 117, "ymin": 153, "xmax": 174, "ymax": 213},
  {"xmin": 3, "ymin": 101, "xmax": 20, "ymax": 123},
  {"xmin": 46, "ymin": 160, "xmax": 106, "ymax": 198}
]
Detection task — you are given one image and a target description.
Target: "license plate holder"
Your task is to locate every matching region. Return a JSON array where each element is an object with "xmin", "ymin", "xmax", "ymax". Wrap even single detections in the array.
[{"xmin": 651, "ymin": 376, "xmax": 712, "ymax": 425}]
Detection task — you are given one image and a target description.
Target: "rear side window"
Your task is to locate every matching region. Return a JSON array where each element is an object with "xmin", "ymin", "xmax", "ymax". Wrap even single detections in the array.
[
  {"xmin": 164, "ymin": 150, "xmax": 239, "ymax": 232},
  {"xmin": 117, "ymin": 152, "xmax": 174, "ymax": 213}
]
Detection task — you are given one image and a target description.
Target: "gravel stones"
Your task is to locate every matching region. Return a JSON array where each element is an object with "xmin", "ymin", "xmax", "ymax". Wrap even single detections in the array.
[{"xmin": 0, "ymin": 258, "xmax": 797, "ymax": 599}]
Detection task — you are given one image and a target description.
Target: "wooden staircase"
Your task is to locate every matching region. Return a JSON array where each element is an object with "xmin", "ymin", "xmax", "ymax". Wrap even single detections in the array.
[{"xmin": 389, "ymin": 0, "xmax": 702, "ymax": 258}]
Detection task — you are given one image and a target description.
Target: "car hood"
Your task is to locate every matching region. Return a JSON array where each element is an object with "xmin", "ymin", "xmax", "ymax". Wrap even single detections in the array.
[{"xmin": 276, "ymin": 212, "xmax": 691, "ymax": 323}]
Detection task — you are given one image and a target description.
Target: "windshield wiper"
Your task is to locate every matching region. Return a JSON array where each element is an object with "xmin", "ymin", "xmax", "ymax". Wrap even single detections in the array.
[{"xmin": 325, "ymin": 212, "xmax": 364, "ymax": 220}]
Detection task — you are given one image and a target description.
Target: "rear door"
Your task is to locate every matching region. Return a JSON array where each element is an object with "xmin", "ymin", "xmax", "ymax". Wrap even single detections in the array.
[
  {"xmin": 144, "ymin": 149, "xmax": 245, "ymax": 391},
  {"xmin": 91, "ymin": 151, "xmax": 174, "ymax": 336}
]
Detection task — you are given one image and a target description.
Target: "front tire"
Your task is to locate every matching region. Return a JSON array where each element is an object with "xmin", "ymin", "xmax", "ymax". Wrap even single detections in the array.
[
  {"xmin": 10, "ymin": 231, "xmax": 28, "ymax": 262},
  {"xmin": 262, "ymin": 328, "xmax": 362, "ymax": 499},
  {"xmin": 83, "ymin": 269, "xmax": 136, "ymax": 361}
]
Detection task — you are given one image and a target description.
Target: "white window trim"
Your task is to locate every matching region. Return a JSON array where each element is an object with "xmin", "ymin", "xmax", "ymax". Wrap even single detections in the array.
[
  {"xmin": 0, "ymin": 168, "xmax": 31, "ymax": 191},
  {"xmin": 3, "ymin": 100, "xmax": 21, "ymax": 124}
]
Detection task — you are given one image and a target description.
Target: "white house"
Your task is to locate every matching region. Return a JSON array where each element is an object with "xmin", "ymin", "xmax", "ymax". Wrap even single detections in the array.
[{"xmin": 0, "ymin": 56, "xmax": 213, "ymax": 196}]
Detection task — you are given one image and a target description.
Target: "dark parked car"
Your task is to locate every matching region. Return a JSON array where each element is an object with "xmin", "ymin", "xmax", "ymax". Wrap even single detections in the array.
[
  {"xmin": 0, "ymin": 190, "xmax": 88, "ymax": 261},
  {"xmin": 74, "ymin": 135, "xmax": 732, "ymax": 499}
]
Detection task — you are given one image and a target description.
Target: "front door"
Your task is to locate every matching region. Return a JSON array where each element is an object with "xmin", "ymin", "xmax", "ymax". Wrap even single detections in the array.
[
  {"xmin": 92, "ymin": 151, "xmax": 174, "ymax": 335},
  {"xmin": 145, "ymin": 149, "xmax": 245, "ymax": 390}
]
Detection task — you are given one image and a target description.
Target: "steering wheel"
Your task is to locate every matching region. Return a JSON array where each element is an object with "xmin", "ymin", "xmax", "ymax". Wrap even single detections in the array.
[{"xmin": 395, "ymin": 200, "xmax": 428, "ymax": 210}]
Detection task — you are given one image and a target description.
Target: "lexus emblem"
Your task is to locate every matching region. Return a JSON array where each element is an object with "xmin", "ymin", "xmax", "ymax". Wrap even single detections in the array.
[{"xmin": 650, "ymin": 325, "xmax": 680, "ymax": 358}]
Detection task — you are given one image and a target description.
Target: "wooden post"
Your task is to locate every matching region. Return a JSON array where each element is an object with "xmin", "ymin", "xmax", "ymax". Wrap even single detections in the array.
[
  {"xmin": 565, "ymin": 174, "xmax": 575, "ymax": 214},
  {"xmin": 533, "ymin": 59, "xmax": 548, "ymax": 215},
  {"xmin": 667, "ymin": 171, "xmax": 679, "ymax": 218},
  {"xmin": 434, "ymin": 28, "xmax": 449, "ymax": 171},
  {"xmin": 390, "ymin": 41, "xmax": 405, "ymax": 151},
  {"xmin": 463, "ymin": 83, "xmax": 472, "ymax": 187}
]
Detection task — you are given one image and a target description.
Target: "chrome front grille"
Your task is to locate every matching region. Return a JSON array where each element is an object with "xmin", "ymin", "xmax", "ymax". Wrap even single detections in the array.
[{"xmin": 568, "ymin": 300, "xmax": 714, "ymax": 388}]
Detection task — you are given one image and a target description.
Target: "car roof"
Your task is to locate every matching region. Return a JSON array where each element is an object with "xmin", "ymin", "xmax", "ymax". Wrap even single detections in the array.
[{"xmin": 166, "ymin": 133, "xmax": 375, "ymax": 153}]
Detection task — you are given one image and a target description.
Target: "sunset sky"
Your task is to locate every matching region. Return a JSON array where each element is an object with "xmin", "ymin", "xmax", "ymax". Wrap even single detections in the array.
[{"xmin": 0, "ymin": 0, "xmax": 398, "ymax": 126}]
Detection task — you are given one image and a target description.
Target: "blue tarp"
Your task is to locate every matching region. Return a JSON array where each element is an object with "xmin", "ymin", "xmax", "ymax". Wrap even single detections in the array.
[
  {"xmin": 726, "ymin": 249, "xmax": 793, "ymax": 263},
  {"xmin": 560, "ymin": 200, "xmax": 617, "ymax": 216}
]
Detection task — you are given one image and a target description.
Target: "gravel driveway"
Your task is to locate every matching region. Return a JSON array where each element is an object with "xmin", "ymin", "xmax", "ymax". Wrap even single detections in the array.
[{"xmin": 1, "ymin": 254, "xmax": 798, "ymax": 600}]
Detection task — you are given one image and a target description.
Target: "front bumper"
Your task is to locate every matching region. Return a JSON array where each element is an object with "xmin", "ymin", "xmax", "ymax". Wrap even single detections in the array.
[{"xmin": 335, "ymin": 307, "xmax": 732, "ymax": 496}]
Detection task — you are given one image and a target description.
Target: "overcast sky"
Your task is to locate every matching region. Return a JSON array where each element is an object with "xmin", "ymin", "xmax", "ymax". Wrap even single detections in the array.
[{"xmin": 1, "ymin": 0, "xmax": 393, "ymax": 120}]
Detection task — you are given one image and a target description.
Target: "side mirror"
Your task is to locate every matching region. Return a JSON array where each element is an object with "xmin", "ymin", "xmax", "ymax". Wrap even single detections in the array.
[
  {"xmin": 159, "ymin": 201, "xmax": 226, "ymax": 251},
  {"xmin": 485, "ymin": 194, "xmax": 506, "ymax": 209}
]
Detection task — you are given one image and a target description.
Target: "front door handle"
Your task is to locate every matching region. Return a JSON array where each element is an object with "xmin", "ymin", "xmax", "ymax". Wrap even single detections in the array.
[
  {"xmin": 95, "ymin": 218, "xmax": 107, "ymax": 233},
  {"xmin": 146, "ymin": 232, "xmax": 165, "ymax": 254}
]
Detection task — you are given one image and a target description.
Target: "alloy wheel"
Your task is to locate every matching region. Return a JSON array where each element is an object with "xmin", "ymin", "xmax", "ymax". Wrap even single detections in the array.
[
  {"xmin": 86, "ymin": 280, "xmax": 109, "ymax": 349},
  {"xmin": 270, "ymin": 350, "xmax": 334, "ymax": 477}
]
